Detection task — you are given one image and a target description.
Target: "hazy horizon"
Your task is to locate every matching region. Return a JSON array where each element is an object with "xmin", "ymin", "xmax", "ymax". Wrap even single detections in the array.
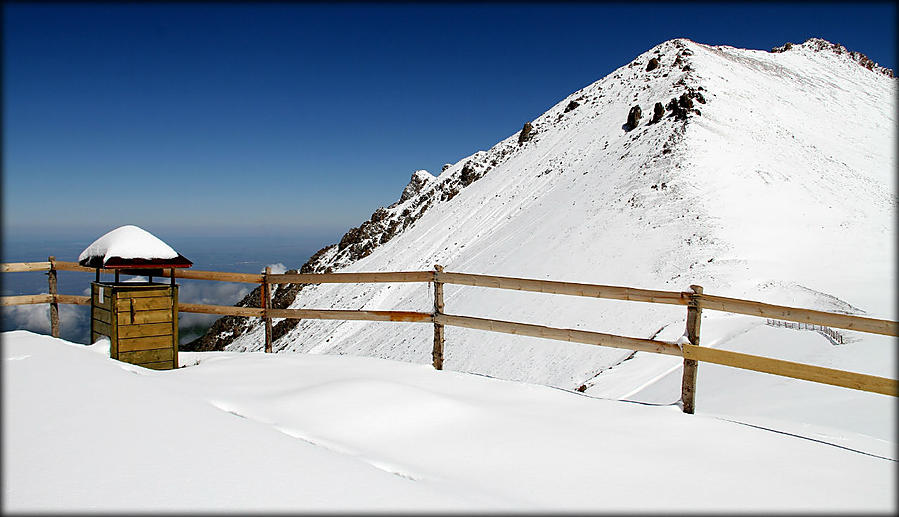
[{"xmin": 2, "ymin": 231, "xmax": 330, "ymax": 344}]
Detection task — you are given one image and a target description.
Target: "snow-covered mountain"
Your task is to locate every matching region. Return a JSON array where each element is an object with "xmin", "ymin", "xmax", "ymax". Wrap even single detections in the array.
[{"xmin": 190, "ymin": 37, "xmax": 895, "ymax": 439}]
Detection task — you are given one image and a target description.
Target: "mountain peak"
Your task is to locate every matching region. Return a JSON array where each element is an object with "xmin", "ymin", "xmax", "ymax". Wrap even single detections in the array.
[
  {"xmin": 397, "ymin": 170, "xmax": 436, "ymax": 205},
  {"xmin": 771, "ymin": 37, "xmax": 893, "ymax": 77}
]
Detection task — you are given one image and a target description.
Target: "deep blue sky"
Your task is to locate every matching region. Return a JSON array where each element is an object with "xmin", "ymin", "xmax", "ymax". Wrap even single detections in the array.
[{"xmin": 3, "ymin": 3, "xmax": 896, "ymax": 244}]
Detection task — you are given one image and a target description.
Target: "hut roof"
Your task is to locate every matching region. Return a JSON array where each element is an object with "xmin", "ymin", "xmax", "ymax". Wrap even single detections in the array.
[{"xmin": 78, "ymin": 225, "xmax": 192, "ymax": 269}]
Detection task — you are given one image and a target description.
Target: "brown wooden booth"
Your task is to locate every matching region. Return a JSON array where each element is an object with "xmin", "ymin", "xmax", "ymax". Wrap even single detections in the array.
[{"xmin": 85, "ymin": 256, "xmax": 192, "ymax": 370}]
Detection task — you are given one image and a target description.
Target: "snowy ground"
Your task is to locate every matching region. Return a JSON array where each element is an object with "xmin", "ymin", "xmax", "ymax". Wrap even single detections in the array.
[{"xmin": 3, "ymin": 330, "xmax": 895, "ymax": 512}]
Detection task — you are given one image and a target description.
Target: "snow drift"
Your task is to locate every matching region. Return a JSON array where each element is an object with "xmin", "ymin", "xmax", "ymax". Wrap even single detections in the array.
[{"xmin": 3, "ymin": 330, "xmax": 895, "ymax": 512}]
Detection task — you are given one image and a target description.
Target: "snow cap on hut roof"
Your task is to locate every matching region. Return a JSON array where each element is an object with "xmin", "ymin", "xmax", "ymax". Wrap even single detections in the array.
[{"xmin": 78, "ymin": 225, "xmax": 192, "ymax": 269}]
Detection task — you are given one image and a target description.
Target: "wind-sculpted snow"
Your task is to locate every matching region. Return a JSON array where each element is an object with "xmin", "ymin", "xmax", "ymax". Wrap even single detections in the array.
[
  {"xmin": 193, "ymin": 38, "xmax": 895, "ymax": 440},
  {"xmin": 4, "ymin": 331, "xmax": 895, "ymax": 511}
]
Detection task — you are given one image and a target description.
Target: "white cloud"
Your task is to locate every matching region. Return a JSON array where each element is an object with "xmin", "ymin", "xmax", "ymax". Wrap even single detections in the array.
[
  {"xmin": 3, "ymin": 280, "xmax": 252, "ymax": 345},
  {"xmin": 2, "ymin": 304, "xmax": 89, "ymax": 343},
  {"xmin": 177, "ymin": 280, "xmax": 251, "ymax": 306},
  {"xmin": 179, "ymin": 312, "xmax": 219, "ymax": 329},
  {"xmin": 264, "ymin": 263, "xmax": 288, "ymax": 275}
]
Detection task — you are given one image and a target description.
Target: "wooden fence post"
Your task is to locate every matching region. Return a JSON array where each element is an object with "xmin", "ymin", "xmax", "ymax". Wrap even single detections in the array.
[
  {"xmin": 432, "ymin": 264, "xmax": 445, "ymax": 370},
  {"xmin": 48, "ymin": 256, "xmax": 59, "ymax": 338},
  {"xmin": 172, "ymin": 272, "xmax": 179, "ymax": 369},
  {"xmin": 263, "ymin": 266, "xmax": 273, "ymax": 353},
  {"xmin": 681, "ymin": 284, "xmax": 703, "ymax": 414}
]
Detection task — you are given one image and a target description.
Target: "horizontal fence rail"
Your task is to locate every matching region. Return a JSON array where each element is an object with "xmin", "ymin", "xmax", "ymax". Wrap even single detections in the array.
[
  {"xmin": 175, "ymin": 303, "xmax": 433, "ymax": 323},
  {"xmin": 51, "ymin": 261, "xmax": 113, "ymax": 274},
  {"xmin": 269, "ymin": 308, "xmax": 433, "ymax": 323},
  {"xmin": 49, "ymin": 261, "xmax": 265, "ymax": 283},
  {"xmin": 56, "ymin": 294, "xmax": 89, "ymax": 306},
  {"xmin": 1, "ymin": 262, "xmax": 51, "ymax": 273},
  {"xmin": 159, "ymin": 269, "xmax": 263, "ymax": 284},
  {"xmin": 179, "ymin": 302, "xmax": 264, "ymax": 317},
  {"xmin": 2, "ymin": 259, "xmax": 897, "ymax": 412},
  {"xmin": 435, "ymin": 313, "xmax": 683, "ymax": 356},
  {"xmin": 1, "ymin": 294, "xmax": 53, "ymax": 306},
  {"xmin": 270, "ymin": 271, "xmax": 435, "ymax": 284},
  {"xmin": 698, "ymin": 293, "xmax": 898, "ymax": 336},
  {"xmin": 682, "ymin": 344, "xmax": 897, "ymax": 397},
  {"xmin": 436, "ymin": 271, "xmax": 691, "ymax": 306}
]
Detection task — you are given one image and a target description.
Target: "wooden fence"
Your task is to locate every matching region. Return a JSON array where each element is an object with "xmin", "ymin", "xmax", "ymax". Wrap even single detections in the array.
[{"xmin": 3, "ymin": 258, "xmax": 897, "ymax": 412}]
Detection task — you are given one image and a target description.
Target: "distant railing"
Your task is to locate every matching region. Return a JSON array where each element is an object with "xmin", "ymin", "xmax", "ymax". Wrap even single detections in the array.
[
  {"xmin": 3, "ymin": 258, "xmax": 897, "ymax": 412},
  {"xmin": 766, "ymin": 318, "xmax": 846, "ymax": 344}
]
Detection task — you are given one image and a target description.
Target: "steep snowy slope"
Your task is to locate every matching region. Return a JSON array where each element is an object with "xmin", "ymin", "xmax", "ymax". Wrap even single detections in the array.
[{"xmin": 193, "ymin": 38, "xmax": 895, "ymax": 435}]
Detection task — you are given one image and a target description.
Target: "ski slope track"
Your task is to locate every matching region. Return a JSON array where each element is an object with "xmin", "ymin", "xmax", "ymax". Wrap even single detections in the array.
[{"xmin": 198, "ymin": 38, "xmax": 896, "ymax": 442}]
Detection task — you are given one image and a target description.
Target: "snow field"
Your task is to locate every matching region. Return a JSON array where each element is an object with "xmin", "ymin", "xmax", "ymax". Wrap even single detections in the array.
[{"xmin": 3, "ymin": 330, "xmax": 895, "ymax": 512}]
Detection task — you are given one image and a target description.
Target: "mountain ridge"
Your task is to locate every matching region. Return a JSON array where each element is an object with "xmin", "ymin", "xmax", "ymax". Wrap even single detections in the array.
[
  {"xmin": 188, "ymin": 37, "xmax": 703, "ymax": 351},
  {"xmin": 188, "ymin": 36, "xmax": 895, "ymax": 396}
]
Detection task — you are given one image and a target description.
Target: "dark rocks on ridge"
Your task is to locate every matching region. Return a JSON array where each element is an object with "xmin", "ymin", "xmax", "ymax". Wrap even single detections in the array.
[
  {"xmin": 518, "ymin": 122, "xmax": 534, "ymax": 145},
  {"xmin": 460, "ymin": 161, "xmax": 478, "ymax": 187},
  {"xmin": 651, "ymin": 102, "xmax": 665, "ymax": 123},
  {"xmin": 626, "ymin": 105, "xmax": 642, "ymax": 130}
]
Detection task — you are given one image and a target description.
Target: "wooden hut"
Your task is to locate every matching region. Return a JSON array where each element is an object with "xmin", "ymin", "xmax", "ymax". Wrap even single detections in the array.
[{"xmin": 79, "ymin": 225, "xmax": 192, "ymax": 370}]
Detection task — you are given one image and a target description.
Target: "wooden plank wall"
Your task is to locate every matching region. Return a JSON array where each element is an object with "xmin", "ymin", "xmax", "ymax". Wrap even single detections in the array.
[
  {"xmin": 90, "ymin": 283, "xmax": 113, "ymax": 350},
  {"xmin": 115, "ymin": 287, "xmax": 174, "ymax": 370},
  {"xmin": 91, "ymin": 284, "xmax": 176, "ymax": 370}
]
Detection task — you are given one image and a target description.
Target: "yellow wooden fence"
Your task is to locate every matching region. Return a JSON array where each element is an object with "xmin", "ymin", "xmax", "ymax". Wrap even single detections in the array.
[{"xmin": 3, "ymin": 258, "xmax": 896, "ymax": 412}]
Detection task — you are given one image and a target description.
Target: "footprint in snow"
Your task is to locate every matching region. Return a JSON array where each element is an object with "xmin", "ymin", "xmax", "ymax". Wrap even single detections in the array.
[{"xmin": 273, "ymin": 425, "xmax": 423, "ymax": 481}]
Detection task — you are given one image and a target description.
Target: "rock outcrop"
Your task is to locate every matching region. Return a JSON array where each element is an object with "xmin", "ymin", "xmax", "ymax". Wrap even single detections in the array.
[
  {"xmin": 399, "ymin": 170, "xmax": 435, "ymax": 204},
  {"xmin": 518, "ymin": 122, "xmax": 533, "ymax": 145},
  {"xmin": 459, "ymin": 161, "xmax": 479, "ymax": 187},
  {"xmin": 651, "ymin": 102, "xmax": 665, "ymax": 123},
  {"xmin": 626, "ymin": 105, "xmax": 642, "ymax": 130}
]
